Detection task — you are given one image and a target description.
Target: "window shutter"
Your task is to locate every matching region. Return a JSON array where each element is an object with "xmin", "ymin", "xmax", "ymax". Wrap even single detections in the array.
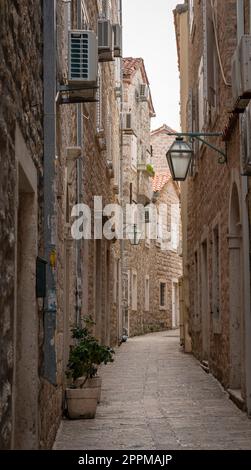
[
  {"xmin": 198, "ymin": 57, "xmax": 204, "ymax": 132},
  {"xmin": 206, "ymin": 1, "xmax": 217, "ymax": 109},
  {"xmin": 127, "ymin": 270, "xmax": 131, "ymax": 307}
]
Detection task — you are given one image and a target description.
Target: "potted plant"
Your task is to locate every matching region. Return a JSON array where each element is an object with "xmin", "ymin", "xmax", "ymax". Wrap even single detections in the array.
[
  {"xmin": 146, "ymin": 163, "xmax": 155, "ymax": 177},
  {"xmin": 65, "ymin": 317, "xmax": 115, "ymax": 419}
]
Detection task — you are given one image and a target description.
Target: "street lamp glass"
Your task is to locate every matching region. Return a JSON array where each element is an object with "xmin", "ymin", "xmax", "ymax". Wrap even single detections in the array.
[
  {"xmin": 166, "ymin": 137, "xmax": 193, "ymax": 181},
  {"xmin": 128, "ymin": 224, "xmax": 142, "ymax": 246}
]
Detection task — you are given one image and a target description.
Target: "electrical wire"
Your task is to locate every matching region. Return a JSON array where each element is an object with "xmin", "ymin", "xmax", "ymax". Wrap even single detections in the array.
[{"xmin": 210, "ymin": 0, "xmax": 232, "ymax": 88}]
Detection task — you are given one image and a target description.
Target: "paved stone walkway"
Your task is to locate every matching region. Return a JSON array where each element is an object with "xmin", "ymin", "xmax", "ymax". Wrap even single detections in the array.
[{"xmin": 54, "ymin": 331, "xmax": 251, "ymax": 450}]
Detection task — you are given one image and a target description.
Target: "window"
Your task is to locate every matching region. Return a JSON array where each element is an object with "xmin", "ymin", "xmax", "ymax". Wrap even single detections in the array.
[
  {"xmin": 194, "ymin": 250, "xmax": 200, "ymax": 327},
  {"xmin": 145, "ymin": 276, "xmax": 150, "ymax": 311},
  {"xmin": 113, "ymin": 259, "xmax": 119, "ymax": 304},
  {"xmin": 131, "ymin": 135, "xmax": 138, "ymax": 169},
  {"xmin": 145, "ymin": 215, "xmax": 150, "ymax": 247},
  {"xmin": 159, "ymin": 282, "xmax": 167, "ymax": 309},
  {"xmin": 198, "ymin": 57, "xmax": 204, "ymax": 132},
  {"xmin": 206, "ymin": 1, "xmax": 218, "ymax": 117},
  {"xmin": 201, "ymin": 239, "xmax": 209, "ymax": 328},
  {"xmin": 127, "ymin": 270, "xmax": 131, "ymax": 307},
  {"xmin": 212, "ymin": 225, "xmax": 220, "ymax": 320},
  {"xmin": 132, "ymin": 271, "xmax": 137, "ymax": 311},
  {"xmin": 145, "ymin": 204, "xmax": 157, "ymax": 244}
]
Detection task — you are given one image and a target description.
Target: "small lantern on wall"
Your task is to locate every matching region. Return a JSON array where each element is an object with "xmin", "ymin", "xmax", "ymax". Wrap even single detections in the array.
[
  {"xmin": 166, "ymin": 137, "xmax": 193, "ymax": 182},
  {"xmin": 128, "ymin": 224, "xmax": 142, "ymax": 246}
]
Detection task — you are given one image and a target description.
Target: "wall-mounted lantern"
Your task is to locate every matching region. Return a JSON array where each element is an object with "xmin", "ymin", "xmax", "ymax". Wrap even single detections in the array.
[
  {"xmin": 128, "ymin": 224, "xmax": 142, "ymax": 246},
  {"xmin": 166, "ymin": 132, "xmax": 227, "ymax": 182}
]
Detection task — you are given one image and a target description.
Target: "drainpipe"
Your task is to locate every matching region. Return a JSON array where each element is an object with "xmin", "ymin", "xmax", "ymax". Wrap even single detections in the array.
[
  {"xmin": 241, "ymin": 173, "xmax": 251, "ymax": 416},
  {"xmin": 239, "ymin": 1, "xmax": 251, "ymax": 417},
  {"xmin": 237, "ymin": 0, "xmax": 244, "ymax": 42},
  {"xmin": 43, "ymin": 0, "xmax": 57, "ymax": 384},
  {"xmin": 76, "ymin": 1, "xmax": 83, "ymax": 326},
  {"xmin": 119, "ymin": 0, "xmax": 125, "ymax": 343}
]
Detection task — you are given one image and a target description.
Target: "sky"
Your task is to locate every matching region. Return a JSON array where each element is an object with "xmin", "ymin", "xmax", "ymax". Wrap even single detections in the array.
[{"xmin": 123, "ymin": 0, "xmax": 180, "ymax": 131}]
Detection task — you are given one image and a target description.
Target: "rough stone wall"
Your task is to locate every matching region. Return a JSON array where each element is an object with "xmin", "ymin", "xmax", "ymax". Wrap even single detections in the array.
[
  {"xmin": 148, "ymin": 128, "xmax": 182, "ymax": 334},
  {"xmin": 126, "ymin": 180, "xmax": 182, "ymax": 337},
  {"xmin": 0, "ymin": 0, "xmax": 43, "ymax": 450},
  {"xmin": 123, "ymin": 66, "xmax": 153, "ymax": 205},
  {"xmin": 122, "ymin": 62, "xmax": 155, "ymax": 337},
  {"xmin": 186, "ymin": 0, "xmax": 241, "ymax": 390},
  {"xmin": 148, "ymin": 182, "xmax": 183, "ymax": 331},
  {"xmin": 0, "ymin": 0, "xmax": 122, "ymax": 450},
  {"xmin": 38, "ymin": 1, "xmax": 77, "ymax": 449},
  {"xmin": 73, "ymin": 0, "xmax": 122, "ymax": 347},
  {"xmin": 151, "ymin": 130, "xmax": 175, "ymax": 172},
  {"xmin": 122, "ymin": 64, "xmax": 182, "ymax": 337}
]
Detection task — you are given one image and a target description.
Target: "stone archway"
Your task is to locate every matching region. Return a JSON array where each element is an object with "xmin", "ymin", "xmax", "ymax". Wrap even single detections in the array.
[{"xmin": 229, "ymin": 183, "xmax": 243, "ymax": 392}]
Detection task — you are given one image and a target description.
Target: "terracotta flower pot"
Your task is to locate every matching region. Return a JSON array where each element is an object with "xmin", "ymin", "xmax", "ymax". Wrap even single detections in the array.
[{"xmin": 66, "ymin": 386, "xmax": 98, "ymax": 419}]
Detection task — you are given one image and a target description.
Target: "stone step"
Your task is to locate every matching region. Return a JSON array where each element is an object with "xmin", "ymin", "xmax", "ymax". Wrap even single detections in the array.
[
  {"xmin": 200, "ymin": 360, "xmax": 210, "ymax": 374},
  {"xmin": 227, "ymin": 388, "xmax": 246, "ymax": 412}
]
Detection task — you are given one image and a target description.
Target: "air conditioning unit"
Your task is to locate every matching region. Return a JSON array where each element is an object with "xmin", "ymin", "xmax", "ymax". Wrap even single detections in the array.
[
  {"xmin": 113, "ymin": 24, "xmax": 122, "ymax": 57},
  {"xmin": 138, "ymin": 84, "xmax": 149, "ymax": 102},
  {"xmin": 240, "ymin": 103, "xmax": 251, "ymax": 175},
  {"xmin": 122, "ymin": 112, "xmax": 133, "ymax": 131},
  {"xmin": 232, "ymin": 35, "xmax": 251, "ymax": 112},
  {"xmin": 98, "ymin": 19, "xmax": 113, "ymax": 62},
  {"xmin": 68, "ymin": 30, "xmax": 98, "ymax": 85}
]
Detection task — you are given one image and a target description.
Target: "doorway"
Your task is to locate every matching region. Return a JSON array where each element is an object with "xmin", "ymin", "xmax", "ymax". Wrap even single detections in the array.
[
  {"xmin": 95, "ymin": 239, "xmax": 102, "ymax": 342},
  {"xmin": 104, "ymin": 245, "xmax": 110, "ymax": 345},
  {"xmin": 172, "ymin": 281, "xmax": 180, "ymax": 329},
  {"xmin": 201, "ymin": 239, "xmax": 209, "ymax": 360},
  {"xmin": 229, "ymin": 183, "xmax": 243, "ymax": 392},
  {"xmin": 13, "ymin": 160, "xmax": 38, "ymax": 449}
]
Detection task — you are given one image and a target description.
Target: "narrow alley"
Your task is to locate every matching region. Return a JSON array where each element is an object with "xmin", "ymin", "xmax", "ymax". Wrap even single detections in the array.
[
  {"xmin": 54, "ymin": 332, "xmax": 251, "ymax": 451},
  {"xmin": 3, "ymin": 0, "xmax": 251, "ymax": 457}
]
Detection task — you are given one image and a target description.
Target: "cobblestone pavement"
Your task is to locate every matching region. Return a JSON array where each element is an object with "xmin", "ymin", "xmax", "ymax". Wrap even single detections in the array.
[{"xmin": 54, "ymin": 331, "xmax": 251, "ymax": 450}]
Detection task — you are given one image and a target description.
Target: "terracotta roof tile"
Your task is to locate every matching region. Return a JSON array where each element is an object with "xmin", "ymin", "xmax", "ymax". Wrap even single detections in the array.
[
  {"xmin": 152, "ymin": 172, "xmax": 171, "ymax": 192},
  {"xmin": 151, "ymin": 124, "xmax": 177, "ymax": 136},
  {"xmin": 123, "ymin": 58, "xmax": 148, "ymax": 83}
]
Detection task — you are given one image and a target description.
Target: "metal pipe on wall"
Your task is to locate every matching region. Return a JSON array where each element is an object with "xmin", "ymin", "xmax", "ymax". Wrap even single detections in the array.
[
  {"xmin": 75, "ymin": 1, "xmax": 83, "ymax": 327},
  {"xmin": 119, "ymin": 0, "xmax": 125, "ymax": 343},
  {"xmin": 238, "ymin": 0, "xmax": 251, "ymax": 417},
  {"xmin": 237, "ymin": 0, "xmax": 244, "ymax": 42},
  {"xmin": 43, "ymin": 0, "xmax": 57, "ymax": 384}
]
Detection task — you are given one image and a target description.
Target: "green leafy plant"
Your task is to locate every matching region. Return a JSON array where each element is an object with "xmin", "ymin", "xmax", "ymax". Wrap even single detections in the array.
[
  {"xmin": 146, "ymin": 163, "xmax": 155, "ymax": 177},
  {"xmin": 66, "ymin": 316, "xmax": 115, "ymax": 384}
]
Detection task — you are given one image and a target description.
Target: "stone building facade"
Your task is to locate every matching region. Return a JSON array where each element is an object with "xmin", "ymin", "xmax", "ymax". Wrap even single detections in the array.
[
  {"xmin": 0, "ymin": 0, "xmax": 44, "ymax": 450},
  {"xmin": 0, "ymin": 0, "xmax": 123, "ymax": 449},
  {"xmin": 151, "ymin": 126, "xmax": 183, "ymax": 332},
  {"xmin": 174, "ymin": 0, "xmax": 251, "ymax": 415},
  {"xmin": 121, "ymin": 58, "xmax": 182, "ymax": 336}
]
